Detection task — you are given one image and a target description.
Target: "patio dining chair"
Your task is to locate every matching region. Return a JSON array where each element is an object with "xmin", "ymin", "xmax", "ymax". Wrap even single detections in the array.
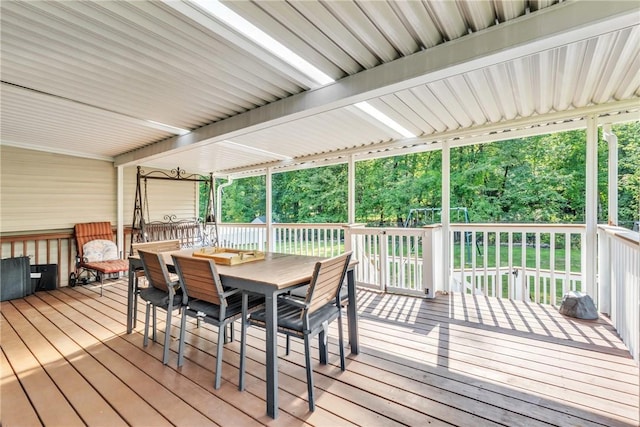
[
  {"xmin": 130, "ymin": 240, "xmax": 181, "ymax": 327},
  {"xmin": 239, "ymin": 251, "xmax": 352, "ymax": 412},
  {"xmin": 286, "ymin": 276, "xmax": 349, "ymax": 356},
  {"xmin": 171, "ymin": 254, "xmax": 264, "ymax": 389},
  {"xmin": 137, "ymin": 250, "xmax": 184, "ymax": 365}
]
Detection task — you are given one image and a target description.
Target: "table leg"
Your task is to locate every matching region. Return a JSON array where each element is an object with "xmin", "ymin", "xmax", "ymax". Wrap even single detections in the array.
[
  {"xmin": 347, "ymin": 269, "xmax": 359, "ymax": 354},
  {"xmin": 127, "ymin": 263, "xmax": 135, "ymax": 334},
  {"xmin": 318, "ymin": 331, "xmax": 328, "ymax": 364},
  {"xmin": 264, "ymin": 293, "xmax": 279, "ymax": 418}
]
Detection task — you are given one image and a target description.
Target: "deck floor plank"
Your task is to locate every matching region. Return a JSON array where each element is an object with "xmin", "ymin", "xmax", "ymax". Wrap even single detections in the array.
[
  {"xmin": 30, "ymin": 292, "xmax": 219, "ymax": 427},
  {"xmin": 2, "ymin": 279, "xmax": 638, "ymax": 427},
  {"xmin": 3, "ymin": 299, "xmax": 128, "ymax": 427},
  {"xmin": 59, "ymin": 285, "xmax": 315, "ymax": 426},
  {"xmin": 0, "ymin": 342, "xmax": 42, "ymax": 426},
  {"xmin": 1, "ymin": 305, "xmax": 85, "ymax": 426}
]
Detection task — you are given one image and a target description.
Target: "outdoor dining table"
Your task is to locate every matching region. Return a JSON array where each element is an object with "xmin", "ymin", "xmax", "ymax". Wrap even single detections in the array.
[{"xmin": 127, "ymin": 249, "xmax": 359, "ymax": 418}]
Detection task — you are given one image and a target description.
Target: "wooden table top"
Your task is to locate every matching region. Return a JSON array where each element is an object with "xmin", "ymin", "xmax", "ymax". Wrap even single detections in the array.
[{"xmin": 167, "ymin": 249, "xmax": 325, "ymax": 290}]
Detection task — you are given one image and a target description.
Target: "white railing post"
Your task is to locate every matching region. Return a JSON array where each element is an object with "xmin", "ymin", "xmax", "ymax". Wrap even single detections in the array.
[
  {"xmin": 442, "ymin": 140, "xmax": 451, "ymax": 292},
  {"xmin": 597, "ymin": 227, "xmax": 611, "ymax": 315},
  {"xmin": 266, "ymin": 168, "xmax": 274, "ymax": 251},
  {"xmin": 423, "ymin": 224, "xmax": 442, "ymax": 298}
]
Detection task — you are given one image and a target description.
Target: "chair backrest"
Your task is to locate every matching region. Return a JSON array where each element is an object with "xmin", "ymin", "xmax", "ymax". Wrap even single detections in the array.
[
  {"xmin": 171, "ymin": 255, "xmax": 225, "ymax": 306},
  {"xmin": 131, "ymin": 239, "xmax": 181, "ymax": 257},
  {"xmin": 138, "ymin": 250, "xmax": 174, "ymax": 292},
  {"xmin": 304, "ymin": 251, "xmax": 352, "ymax": 316},
  {"xmin": 74, "ymin": 222, "xmax": 115, "ymax": 259}
]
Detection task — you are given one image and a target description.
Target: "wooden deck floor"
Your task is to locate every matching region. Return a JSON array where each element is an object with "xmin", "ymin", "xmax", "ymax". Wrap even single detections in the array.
[{"xmin": 2, "ymin": 279, "xmax": 638, "ymax": 426}]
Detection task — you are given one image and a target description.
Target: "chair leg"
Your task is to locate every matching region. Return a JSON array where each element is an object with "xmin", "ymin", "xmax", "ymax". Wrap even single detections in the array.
[
  {"xmin": 304, "ymin": 334, "xmax": 315, "ymax": 412},
  {"xmin": 143, "ymin": 302, "xmax": 151, "ymax": 347},
  {"xmin": 177, "ymin": 307, "xmax": 187, "ymax": 367},
  {"xmin": 286, "ymin": 335, "xmax": 290, "ymax": 356},
  {"xmin": 229, "ymin": 322, "xmax": 235, "ymax": 343},
  {"xmin": 133, "ymin": 276, "xmax": 139, "ymax": 327},
  {"xmin": 337, "ymin": 313, "xmax": 345, "ymax": 371},
  {"xmin": 318, "ymin": 330, "xmax": 328, "ymax": 364},
  {"xmin": 152, "ymin": 306, "xmax": 157, "ymax": 342},
  {"xmin": 214, "ymin": 321, "xmax": 225, "ymax": 389},
  {"xmin": 238, "ymin": 293, "xmax": 248, "ymax": 391},
  {"xmin": 162, "ymin": 306, "xmax": 172, "ymax": 365}
]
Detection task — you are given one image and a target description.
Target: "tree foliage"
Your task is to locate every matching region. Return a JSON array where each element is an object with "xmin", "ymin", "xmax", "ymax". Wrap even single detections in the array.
[{"xmin": 214, "ymin": 122, "xmax": 639, "ymax": 229}]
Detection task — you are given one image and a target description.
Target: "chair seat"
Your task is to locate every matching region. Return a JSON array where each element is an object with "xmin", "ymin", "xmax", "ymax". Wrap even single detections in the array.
[
  {"xmin": 81, "ymin": 259, "xmax": 129, "ymax": 274},
  {"xmin": 188, "ymin": 292, "xmax": 264, "ymax": 323},
  {"xmin": 139, "ymin": 286, "xmax": 182, "ymax": 308},
  {"xmin": 250, "ymin": 298, "xmax": 340, "ymax": 334}
]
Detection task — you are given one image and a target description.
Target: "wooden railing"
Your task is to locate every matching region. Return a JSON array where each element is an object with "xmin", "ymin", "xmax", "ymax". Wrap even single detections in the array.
[
  {"xmin": 449, "ymin": 224, "xmax": 586, "ymax": 305},
  {"xmin": 1, "ymin": 228, "xmax": 133, "ymax": 287},
  {"xmin": 347, "ymin": 225, "xmax": 431, "ymax": 297},
  {"xmin": 5, "ymin": 222, "xmax": 637, "ymax": 362},
  {"xmin": 217, "ymin": 223, "xmax": 266, "ymax": 250},
  {"xmin": 273, "ymin": 223, "xmax": 345, "ymax": 257},
  {"xmin": 598, "ymin": 225, "xmax": 640, "ymax": 362}
]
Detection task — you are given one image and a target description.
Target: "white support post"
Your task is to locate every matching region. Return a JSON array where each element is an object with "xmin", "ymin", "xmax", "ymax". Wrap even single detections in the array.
[
  {"xmin": 442, "ymin": 141, "xmax": 451, "ymax": 292},
  {"xmin": 117, "ymin": 165, "xmax": 124, "ymax": 258},
  {"xmin": 423, "ymin": 225, "xmax": 442, "ymax": 298},
  {"xmin": 585, "ymin": 115, "xmax": 598, "ymax": 299},
  {"xmin": 603, "ymin": 124, "xmax": 618, "ymax": 226},
  {"xmin": 348, "ymin": 154, "xmax": 355, "ymax": 225},
  {"xmin": 266, "ymin": 168, "xmax": 274, "ymax": 251}
]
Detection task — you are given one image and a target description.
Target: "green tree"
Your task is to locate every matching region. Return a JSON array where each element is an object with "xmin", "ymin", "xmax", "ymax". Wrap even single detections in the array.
[
  {"xmin": 273, "ymin": 164, "xmax": 347, "ymax": 223},
  {"xmin": 606, "ymin": 121, "xmax": 640, "ymax": 229},
  {"xmin": 218, "ymin": 176, "xmax": 266, "ymax": 222},
  {"xmin": 215, "ymin": 122, "xmax": 638, "ymax": 228}
]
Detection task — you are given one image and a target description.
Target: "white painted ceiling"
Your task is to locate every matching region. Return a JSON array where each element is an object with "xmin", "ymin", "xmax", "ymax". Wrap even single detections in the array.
[{"xmin": 1, "ymin": 0, "xmax": 639, "ymax": 177}]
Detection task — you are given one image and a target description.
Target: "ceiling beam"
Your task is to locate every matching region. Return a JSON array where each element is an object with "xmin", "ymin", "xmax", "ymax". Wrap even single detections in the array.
[{"xmin": 114, "ymin": 0, "xmax": 639, "ymax": 167}]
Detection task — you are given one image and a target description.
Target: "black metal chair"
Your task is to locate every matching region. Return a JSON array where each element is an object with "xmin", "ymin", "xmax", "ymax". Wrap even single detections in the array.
[
  {"xmin": 239, "ymin": 251, "xmax": 352, "ymax": 411},
  {"xmin": 172, "ymin": 254, "xmax": 264, "ymax": 389},
  {"xmin": 137, "ymin": 250, "xmax": 183, "ymax": 365},
  {"xmin": 286, "ymin": 276, "xmax": 349, "ymax": 356}
]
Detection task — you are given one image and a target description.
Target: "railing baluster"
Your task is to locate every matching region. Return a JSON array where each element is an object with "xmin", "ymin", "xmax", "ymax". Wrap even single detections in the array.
[
  {"xmin": 535, "ymin": 232, "xmax": 541, "ymax": 303},
  {"xmin": 564, "ymin": 232, "xmax": 571, "ymax": 295},
  {"xmin": 521, "ymin": 231, "xmax": 527, "ymax": 301},
  {"xmin": 471, "ymin": 231, "xmax": 477, "ymax": 294},
  {"xmin": 550, "ymin": 232, "xmax": 556, "ymax": 305},
  {"xmin": 495, "ymin": 232, "xmax": 501, "ymax": 298}
]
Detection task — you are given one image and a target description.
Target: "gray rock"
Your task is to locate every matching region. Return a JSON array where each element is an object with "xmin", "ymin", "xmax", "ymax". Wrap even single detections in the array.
[{"xmin": 559, "ymin": 291, "xmax": 598, "ymax": 320}]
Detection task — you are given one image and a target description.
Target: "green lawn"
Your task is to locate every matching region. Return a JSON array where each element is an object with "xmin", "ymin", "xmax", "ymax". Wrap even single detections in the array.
[{"xmin": 453, "ymin": 243, "xmax": 582, "ymax": 273}]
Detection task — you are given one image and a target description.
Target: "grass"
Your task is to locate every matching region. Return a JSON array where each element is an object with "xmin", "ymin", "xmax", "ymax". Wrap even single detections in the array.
[{"xmin": 453, "ymin": 243, "xmax": 582, "ymax": 272}]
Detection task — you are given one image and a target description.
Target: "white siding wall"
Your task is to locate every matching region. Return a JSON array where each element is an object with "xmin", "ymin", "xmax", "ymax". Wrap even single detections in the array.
[
  {"xmin": 139, "ymin": 177, "xmax": 199, "ymax": 222},
  {"xmin": 1, "ymin": 146, "xmax": 120, "ymax": 232},
  {"xmin": 0, "ymin": 146, "xmax": 199, "ymax": 233}
]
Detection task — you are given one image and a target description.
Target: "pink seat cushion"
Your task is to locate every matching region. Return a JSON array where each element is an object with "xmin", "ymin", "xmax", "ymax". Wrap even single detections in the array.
[{"xmin": 82, "ymin": 259, "xmax": 129, "ymax": 274}]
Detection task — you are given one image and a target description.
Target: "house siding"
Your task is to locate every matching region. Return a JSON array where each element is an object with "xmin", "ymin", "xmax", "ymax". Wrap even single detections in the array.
[{"xmin": 0, "ymin": 146, "xmax": 200, "ymax": 233}]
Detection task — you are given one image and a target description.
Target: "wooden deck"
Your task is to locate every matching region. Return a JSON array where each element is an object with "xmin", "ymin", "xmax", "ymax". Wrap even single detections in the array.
[{"xmin": 2, "ymin": 279, "xmax": 638, "ymax": 427}]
